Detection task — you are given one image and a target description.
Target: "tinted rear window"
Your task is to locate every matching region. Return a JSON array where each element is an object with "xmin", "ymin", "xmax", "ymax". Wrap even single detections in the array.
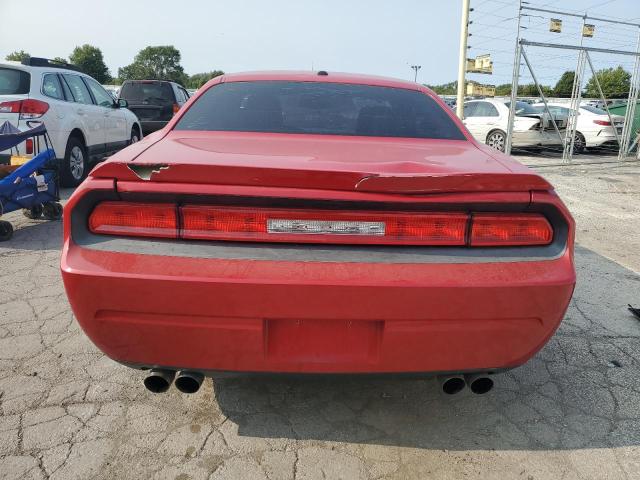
[
  {"xmin": 0, "ymin": 68, "xmax": 30, "ymax": 95},
  {"xmin": 119, "ymin": 81, "xmax": 174, "ymax": 105},
  {"xmin": 581, "ymin": 105, "xmax": 608, "ymax": 115},
  {"xmin": 174, "ymin": 81, "xmax": 466, "ymax": 140}
]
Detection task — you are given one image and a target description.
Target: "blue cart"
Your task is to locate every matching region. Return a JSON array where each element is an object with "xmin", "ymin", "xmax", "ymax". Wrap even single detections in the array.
[{"xmin": 0, "ymin": 121, "xmax": 62, "ymax": 241}]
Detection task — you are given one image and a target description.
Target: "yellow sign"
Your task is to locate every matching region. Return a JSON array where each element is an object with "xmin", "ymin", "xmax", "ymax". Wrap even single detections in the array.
[
  {"xmin": 466, "ymin": 54, "xmax": 493, "ymax": 74},
  {"xmin": 583, "ymin": 24, "xmax": 595, "ymax": 37},
  {"xmin": 550, "ymin": 18, "xmax": 562, "ymax": 33}
]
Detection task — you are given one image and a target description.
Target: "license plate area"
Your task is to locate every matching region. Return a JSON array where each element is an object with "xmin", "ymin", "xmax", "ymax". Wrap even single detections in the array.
[{"xmin": 266, "ymin": 319, "xmax": 383, "ymax": 364}]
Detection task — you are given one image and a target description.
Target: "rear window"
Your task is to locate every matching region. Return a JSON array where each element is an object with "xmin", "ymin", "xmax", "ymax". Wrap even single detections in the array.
[
  {"xmin": 174, "ymin": 81, "xmax": 466, "ymax": 140},
  {"xmin": 120, "ymin": 81, "xmax": 175, "ymax": 105},
  {"xmin": 504, "ymin": 101, "xmax": 540, "ymax": 116},
  {"xmin": 0, "ymin": 68, "xmax": 30, "ymax": 95},
  {"xmin": 581, "ymin": 105, "xmax": 608, "ymax": 115}
]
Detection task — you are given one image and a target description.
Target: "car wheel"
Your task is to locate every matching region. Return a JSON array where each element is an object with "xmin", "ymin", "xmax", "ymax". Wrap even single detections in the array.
[
  {"xmin": 573, "ymin": 132, "xmax": 586, "ymax": 154},
  {"xmin": 23, "ymin": 204, "xmax": 44, "ymax": 220},
  {"xmin": 0, "ymin": 220, "xmax": 13, "ymax": 241},
  {"xmin": 130, "ymin": 127, "xmax": 140, "ymax": 145},
  {"xmin": 486, "ymin": 130, "xmax": 506, "ymax": 152},
  {"xmin": 43, "ymin": 202, "xmax": 64, "ymax": 221},
  {"xmin": 61, "ymin": 136, "xmax": 88, "ymax": 188}
]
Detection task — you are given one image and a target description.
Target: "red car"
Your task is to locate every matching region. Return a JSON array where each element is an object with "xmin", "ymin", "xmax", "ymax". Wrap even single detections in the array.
[{"xmin": 61, "ymin": 72, "xmax": 575, "ymax": 396}]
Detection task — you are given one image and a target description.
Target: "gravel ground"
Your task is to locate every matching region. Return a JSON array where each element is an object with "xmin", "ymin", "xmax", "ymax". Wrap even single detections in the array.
[{"xmin": 0, "ymin": 157, "xmax": 639, "ymax": 480}]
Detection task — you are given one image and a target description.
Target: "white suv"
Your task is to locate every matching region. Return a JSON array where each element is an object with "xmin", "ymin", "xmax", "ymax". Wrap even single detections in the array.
[{"xmin": 0, "ymin": 58, "xmax": 142, "ymax": 186}]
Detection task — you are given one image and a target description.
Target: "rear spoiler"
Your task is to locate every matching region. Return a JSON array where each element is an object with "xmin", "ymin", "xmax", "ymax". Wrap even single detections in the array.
[{"xmin": 91, "ymin": 161, "xmax": 552, "ymax": 194}]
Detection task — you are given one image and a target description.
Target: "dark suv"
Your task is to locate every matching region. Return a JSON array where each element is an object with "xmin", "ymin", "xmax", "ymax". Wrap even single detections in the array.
[{"xmin": 118, "ymin": 80, "xmax": 190, "ymax": 134}]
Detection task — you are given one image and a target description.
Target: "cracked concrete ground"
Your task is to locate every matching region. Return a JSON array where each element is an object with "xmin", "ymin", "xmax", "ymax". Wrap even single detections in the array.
[{"xmin": 1, "ymin": 158, "xmax": 639, "ymax": 480}]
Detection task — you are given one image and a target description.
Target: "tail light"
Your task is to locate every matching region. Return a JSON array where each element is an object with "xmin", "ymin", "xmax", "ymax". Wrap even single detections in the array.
[
  {"xmin": 25, "ymin": 138, "xmax": 33, "ymax": 154},
  {"xmin": 172, "ymin": 103, "xmax": 180, "ymax": 115},
  {"xmin": 89, "ymin": 202, "xmax": 177, "ymax": 238},
  {"xmin": 181, "ymin": 206, "xmax": 468, "ymax": 245},
  {"xmin": 0, "ymin": 99, "xmax": 49, "ymax": 119},
  {"xmin": 593, "ymin": 119, "xmax": 611, "ymax": 126},
  {"xmin": 470, "ymin": 214, "xmax": 553, "ymax": 246},
  {"xmin": 88, "ymin": 202, "xmax": 554, "ymax": 247},
  {"xmin": 529, "ymin": 121, "xmax": 541, "ymax": 130}
]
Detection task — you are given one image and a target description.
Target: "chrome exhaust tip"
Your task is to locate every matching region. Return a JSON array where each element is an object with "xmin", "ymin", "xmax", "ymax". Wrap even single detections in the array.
[
  {"xmin": 437, "ymin": 374, "xmax": 466, "ymax": 395},
  {"xmin": 143, "ymin": 369, "xmax": 175, "ymax": 393},
  {"xmin": 174, "ymin": 371, "xmax": 205, "ymax": 394},
  {"xmin": 464, "ymin": 374, "xmax": 494, "ymax": 394}
]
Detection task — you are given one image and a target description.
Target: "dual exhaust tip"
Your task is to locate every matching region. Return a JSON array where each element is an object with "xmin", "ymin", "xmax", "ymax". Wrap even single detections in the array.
[
  {"xmin": 438, "ymin": 373, "xmax": 494, "ymax": 395},
  {"xmin": 143, "ymin": 369, "xmax": 204, "ymax": 394},
  {"xmin": 144, "ymin": 370, "xmax": 493, "ymax": 395}
]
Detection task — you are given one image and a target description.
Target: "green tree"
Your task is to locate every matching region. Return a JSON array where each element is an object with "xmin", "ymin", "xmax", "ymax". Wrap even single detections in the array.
[
  {"xmin": 495, "ymin": 84, "xmax": 512, "ymax": 96},
  {"xmin": 425, "ymin": 81, "xmax": 457, "ymax": 95},
  {"xmin": 5, "ymin": 50, "xmax": 30, "ymax": 62},
  {"xmin": 584, "ymin": 66, "xmax": 631, "ymax": 98},
  {"xmin": 187, "ymin": 71, "xmax": 224, "ymax": 89},
  {"xmin": 118, "ymin": 46, "xmax": 187, "ymax": 84},
  {"xmin": 554, "ymin": 71, "xmax": 575, "ymax": 97},
  {"xmin": 518, "ymin": 83, "xmax": 553, "ymax": 97},
  {"xmin": 69, "ymin": 44, "xmax": 111, "ymax": 83}
]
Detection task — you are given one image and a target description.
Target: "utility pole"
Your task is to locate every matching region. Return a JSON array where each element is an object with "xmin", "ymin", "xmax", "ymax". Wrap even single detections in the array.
[
  {"xmin": 411, "ymin": 65, "xmax": 422, "ymax": 82},
  {"xmin": 456, "ymin": 0, "xmax": 471, "ymax": 119}
]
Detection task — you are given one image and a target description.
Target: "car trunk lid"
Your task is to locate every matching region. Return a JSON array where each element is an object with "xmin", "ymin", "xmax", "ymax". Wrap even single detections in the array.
[{"xmin": 91, "ymin": 131, "xmax": 551, "ymax": 194}]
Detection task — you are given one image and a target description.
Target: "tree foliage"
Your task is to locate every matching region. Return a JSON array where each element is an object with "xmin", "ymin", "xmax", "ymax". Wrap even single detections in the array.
[
  {"xmin": 518, "ymin": 83, "xmax": 553, "ymax": 97},
  {"xmin": 5, "ymin": 50, "xmax": 30, "ymax": 62},
  {"xmin": 584, "ymin": 66, "xmax": 631, "ymax": 98},
  {"xmin": 118, "ymin": 46, "xmax": 187, "ymax": 85},
  {"xmin": 186, "ymin": 71, "xmax": 224, "ymax": 89},
  {"xmin": 495, "ymin": 84, "xmax": 512, "ymax": 96},
  {"xmin": 69, "ymin": 44, "xmax": 111, "ymax": 83},
  {"xmin": 554, "ymin": 71, "xmax": 575, "ymax": 97},
  {"xmin": 425, "ymin": 81, "xmax": 457, "ymax": 95}
]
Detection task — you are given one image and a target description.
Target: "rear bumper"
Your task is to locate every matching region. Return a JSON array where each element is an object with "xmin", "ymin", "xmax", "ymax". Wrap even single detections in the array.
[{"xmin": 61, "ymin": 240, "xmax": 575, "ymax": 374}]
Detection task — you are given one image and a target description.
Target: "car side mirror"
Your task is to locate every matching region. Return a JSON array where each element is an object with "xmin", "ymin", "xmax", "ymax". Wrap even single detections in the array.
[{"xmin": 117, "ymin": 99, "xmax": 128, "ymax": 109}]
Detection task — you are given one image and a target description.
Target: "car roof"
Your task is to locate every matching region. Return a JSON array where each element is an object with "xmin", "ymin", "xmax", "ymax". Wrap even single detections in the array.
[
  {"xmin": 0, "ymin": 61, "xmax": 89, "ymax": 76},
  {"xmin": 219, "ymin": 71, "xmax": 425, "ymax": 91}
]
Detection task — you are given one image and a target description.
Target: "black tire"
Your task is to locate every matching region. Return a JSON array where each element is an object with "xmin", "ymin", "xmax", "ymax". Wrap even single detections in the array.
[
  {"xmin": 573, "ymin": 132, "xmax": 586, "ymax": 154},
  {"xmin": 0, "ymin": 221, "xmax": 13, "ymax": 241},
  {"xmin": 486, "ymin": 130, "xmax": 507, "ymax": 152},
  {"xmin": 43, "ymin": 202, "xmax": 63, "ymax": 221},
  {"xmin": 60, "ymin": 136, "xmax": 88, "ymax": 188},
  {"xmin": 23, "ymin": 204, "xmax": 44, "ymax": 219},
  {"xmin": 130, "ymin": 126, "xmax": 141, "ymax": 145}
]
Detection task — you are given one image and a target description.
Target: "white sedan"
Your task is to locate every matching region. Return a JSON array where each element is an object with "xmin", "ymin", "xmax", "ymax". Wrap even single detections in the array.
[
  {"xmin": 532, "ymin": 103, "xmax": 624, "ymax": 153},
  {"xmin": 463, "ymin": 99, "xmax": 562, "ymax": 152}
]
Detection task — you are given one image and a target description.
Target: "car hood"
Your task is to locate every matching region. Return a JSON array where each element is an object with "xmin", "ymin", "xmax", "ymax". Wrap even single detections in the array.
[{"xmin": 92, "ymin": 131, "xmax": 551, "ymax": 193}]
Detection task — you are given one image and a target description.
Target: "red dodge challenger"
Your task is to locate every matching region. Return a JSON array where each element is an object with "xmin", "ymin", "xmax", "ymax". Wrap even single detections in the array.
[{"xmin": 61, "ymin": 71, "xmax": 575, "ymax": 395}]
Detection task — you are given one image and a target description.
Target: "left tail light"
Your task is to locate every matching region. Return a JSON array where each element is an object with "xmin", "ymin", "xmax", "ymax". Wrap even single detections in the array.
[
  {"xmin": 25, "ymin": 138, "xmax": 33, "ymax": 154},
  {"xmin": 89, "ymin": 202, "xmax": 177, "ymax": 238},
  {"xmin": 172, "ymin": 103, "xmax": 180, "ymax": 115},
  {"xmin": 0, "ymin": 99, "xmax": 49, "ymax": 119},
  {"xmin": 593, "ymin": 119, "xmax": 611, "ymax": 126},
  {"xmin": 88, "ymin": 202, "xmax": 554, "ymax": 247}
]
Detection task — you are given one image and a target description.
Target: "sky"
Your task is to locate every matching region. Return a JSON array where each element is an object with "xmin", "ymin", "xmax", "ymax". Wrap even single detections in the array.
[{"xmin": 0, "ymin": 0, "xmax": 638, "ymax": 86}]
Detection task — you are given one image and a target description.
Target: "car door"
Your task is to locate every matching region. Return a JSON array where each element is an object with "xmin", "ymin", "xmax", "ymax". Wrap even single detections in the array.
[
  {"xmin": 83, "ymin": 76, "xmax": 128, "ymax": 152},
  {"xmin": 61, "ymin": 73, "xmax": 105, "ymax": 156},
  {"xmin": 463, "ymin": 101, "xmax": 499, "ymax": 142}
]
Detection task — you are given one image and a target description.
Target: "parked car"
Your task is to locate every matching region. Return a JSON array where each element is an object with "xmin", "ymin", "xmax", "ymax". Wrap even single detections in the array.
[
  {"xmin": 0, "ymin": 58, "xmax": 142, "ymax": 186},
  {"xmin": 61, "ymin": 71, "xmax": 575, "ymax": 396},
  {"xmin": 118, "ymin": 80, "xmax": 190, "ymax": 135},
  {"xmin": 463, "ymin": 99, "xmax": 564, "ymax": 152},
  {"xmin": 532, "ymin": 103, "xmax": 624, "ymax": 153}
]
